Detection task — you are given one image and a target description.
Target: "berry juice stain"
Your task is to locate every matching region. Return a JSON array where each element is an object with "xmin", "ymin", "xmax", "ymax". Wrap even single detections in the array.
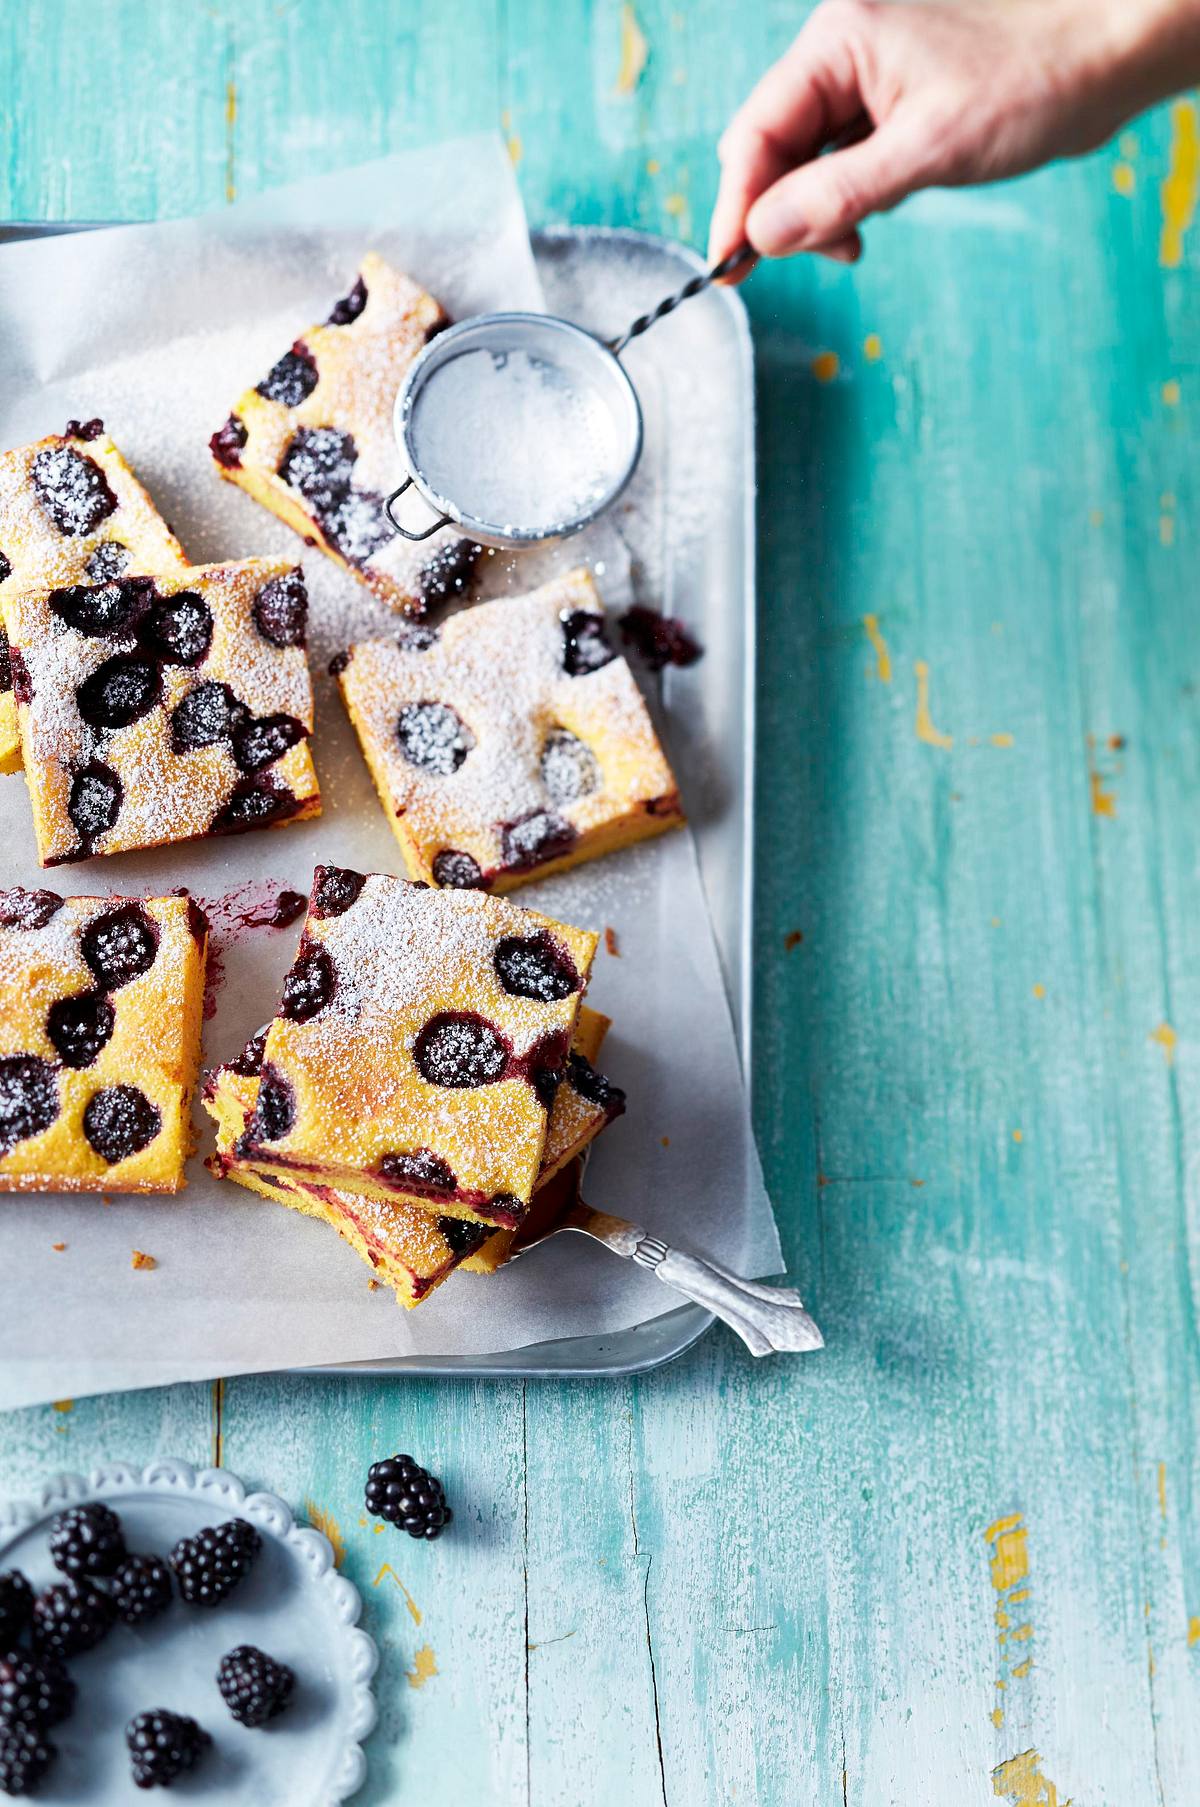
[{"xmin": 196, "ymin": 880, "xmax": 307, "ymax": 1020}]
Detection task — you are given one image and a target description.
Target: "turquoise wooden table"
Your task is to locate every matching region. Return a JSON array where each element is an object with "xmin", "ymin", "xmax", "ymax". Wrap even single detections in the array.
[{"xmin": 4, "ymin": 3, "xmax": 1200, "ymax": 1801}]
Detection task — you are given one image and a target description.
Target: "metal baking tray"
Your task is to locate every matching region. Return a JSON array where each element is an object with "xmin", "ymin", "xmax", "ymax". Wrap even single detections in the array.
[{"xmin": 0, "ymin": 223, "xmax": 756, "ymax": 1380}]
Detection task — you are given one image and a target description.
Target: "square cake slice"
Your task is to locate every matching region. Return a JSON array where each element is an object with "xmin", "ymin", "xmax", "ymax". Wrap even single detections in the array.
[
  {"xmin": 0, "ymin": 886, "xmax": 208, "ymax": 1193},
  {"xmin": 0, "ymin": 420, "xmax": 189, "ymax": 775},
  {"xmin": 209, "ymin": 251, "xmax": 479, "ymax": 617},
  {"xmin": 235, "ymin": 867, "xmax": 598, "ymax": 1226},
  {"xmin": 333, "ymin": 567, "xmax": 685, "ymax": 892},
  {"xmin": 204, "ymin": 1005, "xmax": 624, "ymax": 1305},
  {"xmin": 6, "ymin": 558, "xmax": 320, "ymax": 866}
]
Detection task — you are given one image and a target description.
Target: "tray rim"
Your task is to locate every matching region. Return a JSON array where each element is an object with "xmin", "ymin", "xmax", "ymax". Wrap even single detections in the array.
[{"xmin": 0, "ymin": 220, "xmax": 756, "ymax": 1383}]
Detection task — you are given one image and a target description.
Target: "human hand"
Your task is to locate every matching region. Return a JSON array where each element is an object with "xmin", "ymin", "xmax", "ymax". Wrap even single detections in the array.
[{"xmin": 709, "ymin": 0, "xmax": 1200, "ymax": 270}]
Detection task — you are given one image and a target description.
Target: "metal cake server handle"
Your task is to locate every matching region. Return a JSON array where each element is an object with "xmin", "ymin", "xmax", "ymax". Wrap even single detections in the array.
[{"xmin": 513, "ymin": 1187, "xmax": 823, "ymax": 1358}]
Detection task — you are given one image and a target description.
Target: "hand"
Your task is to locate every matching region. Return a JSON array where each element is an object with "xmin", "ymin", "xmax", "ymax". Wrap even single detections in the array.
[{"xmin": 709, "ymin": 0, "xmax": 1200, "ymax": 270}]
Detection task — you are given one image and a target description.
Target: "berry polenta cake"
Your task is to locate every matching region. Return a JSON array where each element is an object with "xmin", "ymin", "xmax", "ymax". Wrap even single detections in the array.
[
  {"xmin": 0, "ymin": 420, "xmax": 189, "ymax": 775},
  {"xmin": 209, "ymin": 252, "xmax": 479, "ymax": 617},
  {"xmin": 0, "ymin": 887, "xmax": 207, "ymax": 1193},
  {"xmin": 333, "ymin": 568, "xmax": 684, "ymax": 892},
  {"xmin": 5, "ymin": 558, "xmax": 320, "ymax": 865}
]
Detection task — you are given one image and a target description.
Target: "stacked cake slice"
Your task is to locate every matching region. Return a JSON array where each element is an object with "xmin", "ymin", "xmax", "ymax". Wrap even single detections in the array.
[{"xmin": 203, "ymin": 867, "xmax": 622, "ymax": 1306}]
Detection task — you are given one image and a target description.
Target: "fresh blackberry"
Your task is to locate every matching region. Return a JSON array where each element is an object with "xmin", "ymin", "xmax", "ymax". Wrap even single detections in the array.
[
  {"xmin": 0, "ymin": 1718, "xmax": 55, "ymax": 1796},
  {"xmin": 47, "ymin": 1500, "xmax": 126, "ymax": 1578},
  {"xmin": 110, "ymin": 1554, "xmax": 173, "ymax": 1625},
  {"xmin": 31, "ymin": 1579, "xmax": 116, "ymax": 1658},
  {"xmin": 0, "ymin": 1651, "xmax": 75, "ymax": 1730},
  {"xmin": 0, "ymin": 1575, "xmax": 32, "ymax": 1651},
  {"xmin": 216, "ymin": 1644, "xmax": 295, "ymax": 1726},
  {"xmin": 364, "ymin": 1455, "xmax": 452, "ymax": 1539},
  {"xmin": 126, "ymin": 1708, "xmax": 210, "ymax": 1790},
  {"xmin": 169, "ymin": 1517, "xmax": 261, "ymax": 1607}
]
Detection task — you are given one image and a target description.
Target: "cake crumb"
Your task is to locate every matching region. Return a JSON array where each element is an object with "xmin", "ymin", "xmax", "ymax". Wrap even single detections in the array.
[
  {"xmin": 784, "ymin": 929, "xmax": 804, "ymax": 951},
  {"xmin": 367, "ymin": 1279, "xmax": 380, "ymax": 1292},
  {"xmin": 604, "ymin": 925, "xmax": 620, "ymax": 957},
  {"xmin": 131, "ymin": 1249, "xmax": 157, "ymax": 1271},
  {"xmin": 661, "ymin": 1135, "xmax": 670, "ymax": 1148},
  {"xmin": 102, "ymin": 1194, "xmax": 115, "ymax": 1207},
  {"xmin": 51, "ymin": 1241, "xmax": 66, "ymax": 1252}
]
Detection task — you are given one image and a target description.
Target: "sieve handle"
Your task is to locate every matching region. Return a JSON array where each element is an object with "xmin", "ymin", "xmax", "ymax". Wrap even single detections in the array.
[
  {"xmin": 608, "ymin": 245, "xmax": 755, "ymax": 356},
  {"xmin": 384, "ymin": 476, "xmax": 452, "ymax": 542}
]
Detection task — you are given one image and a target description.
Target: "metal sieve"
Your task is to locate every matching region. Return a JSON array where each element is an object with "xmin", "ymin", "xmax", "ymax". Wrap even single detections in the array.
[{"xmin": 386, "ymin": 245, "xmax": 753, "ymax": 551}]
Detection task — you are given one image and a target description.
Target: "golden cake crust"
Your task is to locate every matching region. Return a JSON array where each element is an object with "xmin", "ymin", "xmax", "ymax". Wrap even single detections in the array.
[
  {"xmin": 335, "ymin": 568, "xmax": 684, "ymax": 893},
  {"xmin": 237, "ymin": 868, "xmax": 598, "ymax": 1225},
  {"xmin": 210, "ymin": 252, "xmax": 477, "ymax": 617},
  {"xmin": 0, "ymin": 888, "xmax": 207, "ymax": 1193},
  {"xmin": 0, "ymin": 425, "xmax": 188, "ymax": 774},
  {"xmin": 6, "ymin": 558, "xmax": 320, "ymax": 866}
]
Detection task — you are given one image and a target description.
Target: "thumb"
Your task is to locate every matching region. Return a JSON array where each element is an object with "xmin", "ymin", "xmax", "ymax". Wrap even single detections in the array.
[{"xmin": 746, "ymin": 116, "xmax": 927, "ymax": 256}]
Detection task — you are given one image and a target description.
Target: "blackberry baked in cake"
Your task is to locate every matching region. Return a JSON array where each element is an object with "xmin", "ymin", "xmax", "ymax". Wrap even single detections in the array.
[
  {"xmin": 209, "ymin": 252, "xmax": 478, "ymax": 617},
  {"xmin": 205, "ymin": 1005, "xmax": 624, "ymax": 1305},
  {"xmin": 0, "ymin": 421, "xmax": 188, "ymax": 775},
  {"xmin": 5, "ymin": 557, "xmax": 320, "ymax": 866},
  {"xmin": 333, "ymin": 568, "xmax": 684, "ymax": 893},
  {"xmin": 227, "ymin": 866, "xmax": 598, "ymax": 1229},
  {"xmin": 0, "ymin": 887, "xmax": 207, "ymax": 1193}
]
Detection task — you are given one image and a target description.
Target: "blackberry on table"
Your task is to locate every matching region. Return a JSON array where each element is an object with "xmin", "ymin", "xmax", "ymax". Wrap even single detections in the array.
[
  {"xmin": 216, "ymin": 1644, "xmax": 295, "ymax": 1726},
  {"xmin": 169, "ymin": 1517, "xmax": 261, "ymax": 1607},
  {"xmin": 0, "ymin": 1718, "xmax": 55, "ymax": 1797},
  {"xmin": 31, "ymin": 1579, "xmax": 116, "ymax": 1658},
  {"xmin": 111, "ymin": 1554, "xmax": 173, "ymax": 1625},
  {"xmin": 126, "ymin": 1708, "xmax": 210, "ymax": 1790},
  {"xmin": 364, "ymin": 1455, "xmax": 452, "ymax": 1539},
  {"xmin": 47, "ymin": 1501, "xmax": 126, "ymax": 1579},
  {"xmin": 0, "ymin": 1651, "xmax": 75, "ymax": 1730},
  {"xmin": 0, "ymin": 1575, "xmax": 32, "ymax": 1651}
]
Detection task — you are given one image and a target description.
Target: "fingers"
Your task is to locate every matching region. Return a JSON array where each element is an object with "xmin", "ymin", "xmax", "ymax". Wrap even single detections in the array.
[
  {"xmin": 745, "ymin": 117, "xmax": 926, "ymax": 256},
  {"xmin": 707, "ymin": 5, "xmax": 866, "ymax": 267}
]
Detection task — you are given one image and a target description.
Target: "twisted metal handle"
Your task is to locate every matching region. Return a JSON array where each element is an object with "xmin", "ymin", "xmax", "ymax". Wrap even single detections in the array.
[
  {"xmin": 608, "ymin": 245, "xmax": 755, "ymax": 355},
  {"xmin": 384, "ymin": 475, "xmax": 452, "ymax": 542}
]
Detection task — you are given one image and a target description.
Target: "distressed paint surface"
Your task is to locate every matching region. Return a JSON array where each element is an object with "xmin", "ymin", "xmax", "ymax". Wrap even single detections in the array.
[{"xmin": 2, "ymin": 3, "xmax": 1200, "ymax": 1802}]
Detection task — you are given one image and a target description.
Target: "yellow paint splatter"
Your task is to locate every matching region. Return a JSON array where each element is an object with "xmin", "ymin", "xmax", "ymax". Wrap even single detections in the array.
[
  {"xmin": 305, "ymin": 1500, "xmax": 345, "ymax": 1569},
  {"xmin": 811, "ymin": 350, "xmax": 839, "ymax": 384},
  {"xmin": 1161, "ymin": 512, "xmax": 1176, "ymax": 547},
  {"xmin": 1120, "ymin": 133, "xmax": 1139, "ymax": 160},
  {"xmin": 1032, "ymin": 984, "xmax": 1045, "ymax": 999},
  {"xmin": 1150, "ymin": 1022, "xmax": 1177, "ymax": 1066},
  {"xmin": 986, "ymin": 1518, "xmax": 1029, "ymax": 1591},
  {"xmin": 862, "ymin": 614, "xmax": 892, "ymax": 683},
  {"xmin": 373, "ymin": 1564, "xmax": 423, "ymax": 1624},
  {"xmin": 507, "ymin": 134, "xmax": 523, "ymax": 167},
  {"xmin": 863, "ymin": 332, "xmax": 883, "ymax": 362},
  {"xmin": 1187, "ymin": 1615, "xmax": 1200, "ymax": 1647},
  {"xmin": 992, "ymin": 1705, "xmax": 1004, "ymax": 1729},
  {"xmin": 1012, "ymin": 1129, "xmax": 1023, "ymax": 1144},
  {"xmin": 646, "ymin": 157, "xmax": 660, "ymax": 176},
  {"xmin": 914, "ymin": 661, "xmax": 952, "ymax": 749},
  {"xmin": 991, "ymin": 732, "xmax": 1014, "ymax": 748},
  {"xmin": 1160, "ymin": 99, "xmax": 1199, "ymax": 268},
  {"xmin": 614, "ymin": 5, "xmax": 648, "ymax": 96},
  {"xmin": 1089, "ymin": 507, "xmax": 1104, "ymax": 528},
  {"xmin": 1087, "ymin": 742, "xmax": 1117, "ymax": 819},
  {"xmin": 1011, "ymin": 1657, "xmax": 1033, "ymax": 1679},
  {"xmin": 991, "ymin": 916, "xmax": 1002, "ymax": 929},
  {"xmin": 406, "ymin": 1644, "xmax": 438, "ymax": 1689},
  {"xmin": 1163, "ymin": 379, "xmax": 1181, "ymax": 406},
  {"xmin": 224, "ymin": 79, "xmax": 237, "ymax": 207},
  {"xmin": 1113, "ymin": 162, "xmax": 1135, "ymax": 197},
  {"xmin": 663, "ymin": 192, "xmax": 691, "ymax": 237},
  {"xmin": 992, "ymin": 1749, "xmax": 1069, "ymax": 1806},
  {"xmin": 52, "ymin": 1399, "xmax": 73, "ymax": 1414}
]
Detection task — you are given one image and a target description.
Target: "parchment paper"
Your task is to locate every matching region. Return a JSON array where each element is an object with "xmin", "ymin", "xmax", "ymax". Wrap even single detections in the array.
[{"xmin": 0, "ymin": 136, "xmax": 781, "ymax": 1408}]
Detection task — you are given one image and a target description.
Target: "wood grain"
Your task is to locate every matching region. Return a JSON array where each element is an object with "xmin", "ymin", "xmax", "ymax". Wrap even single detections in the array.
[{"xmin": 3, "ymin": 3, "xmax": 1200, "ymax": 1801}]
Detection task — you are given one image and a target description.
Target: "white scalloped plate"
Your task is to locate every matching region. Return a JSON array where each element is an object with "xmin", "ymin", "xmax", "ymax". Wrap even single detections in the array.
[{"xmin": 0, "ymin": 1460, "xmax": 378, "ymax": 1804}]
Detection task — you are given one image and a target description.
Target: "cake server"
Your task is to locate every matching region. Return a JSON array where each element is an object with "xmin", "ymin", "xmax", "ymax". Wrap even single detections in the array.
[
  {"xmin": 509, "ymin": 1154, "xmax": 823, "ymax": 1358},
  {"xmin": 385, "ymin": 245, "xmax": 755, "ymax": 550}
]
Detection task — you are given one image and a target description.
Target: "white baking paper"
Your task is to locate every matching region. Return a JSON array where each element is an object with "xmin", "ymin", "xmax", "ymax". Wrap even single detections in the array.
[{"xmin": 0, "ymin": 135, "xmax": 781, "ymax": 1408}]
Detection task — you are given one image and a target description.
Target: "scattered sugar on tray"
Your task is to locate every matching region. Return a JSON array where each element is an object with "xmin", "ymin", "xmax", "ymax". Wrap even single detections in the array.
[{"xmin": 408, "ymin": 346, "xmax": 623, "ymax": 533}]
